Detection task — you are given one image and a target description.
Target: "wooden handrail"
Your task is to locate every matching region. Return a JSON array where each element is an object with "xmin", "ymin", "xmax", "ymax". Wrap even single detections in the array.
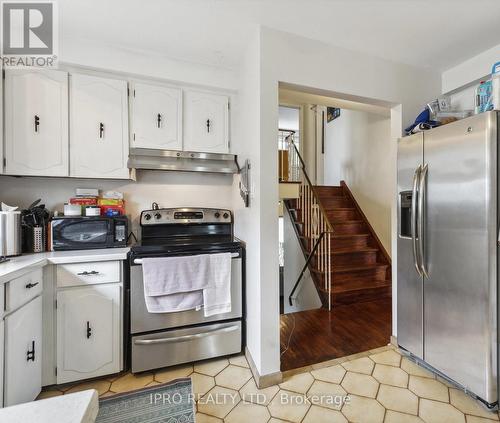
[{"xmin": 288, "ymin": 136, "xmax": 334, "ymax": 232}]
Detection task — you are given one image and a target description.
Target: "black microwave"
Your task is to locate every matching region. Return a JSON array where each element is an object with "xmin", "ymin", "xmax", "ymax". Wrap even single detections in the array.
[{"xmin": 49, "ymin": 216, "xmax": 128, "ymax": 251}]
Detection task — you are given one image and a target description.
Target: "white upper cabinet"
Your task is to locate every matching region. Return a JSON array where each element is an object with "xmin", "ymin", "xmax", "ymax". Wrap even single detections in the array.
[
  {"xmin": 56, "ymin": 284, "xmax": 121, "ymax": 384},
  {"xmin": 70, "ymin": 74, "xmax": 129, "ymax": 179},
  {"xmin": 4, "ymin": 69, "xmax": 69, "ymax": 176},
  {"xmin": 183, "ymin": 90, "xmax": 229, "ymax": 154},
  {"xmin": 131, "ymin": 82, "xmax": 182, "ymax": 150}
]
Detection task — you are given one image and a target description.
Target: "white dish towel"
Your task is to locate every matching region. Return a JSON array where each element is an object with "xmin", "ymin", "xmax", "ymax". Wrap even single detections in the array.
[
  {"xmin": 203, "ymin": 253, "xmax": 232, "ymax": 317},
  {"xmin": 141, "ymin": 253, "xmax": 232, "ymax": 316}
]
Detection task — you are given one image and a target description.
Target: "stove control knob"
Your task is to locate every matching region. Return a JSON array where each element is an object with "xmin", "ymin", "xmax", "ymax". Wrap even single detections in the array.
[
  {"xmin": 223, "ymin": 212, "xmax": 229, "ymax": 219},
  {"xmin": 155, "ymin": 213, "xmax": 162, "ymax": 220},
  {"xmin": 144, "ymin": 213, "xmax": 152, "ymax": 221},
  {"xmin": 214, "ymin": 212, "xmax": 220, "ymax": 218}
]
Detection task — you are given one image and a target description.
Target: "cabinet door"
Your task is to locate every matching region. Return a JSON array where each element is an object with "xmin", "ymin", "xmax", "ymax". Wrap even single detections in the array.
[
  {"xmin": 184, "ymin": 90, "xmax": 229, "ymax": 153},
  {"xmin": 57, "ymin": 285, "xmax": 121, "ymax": 384},
  {"xmin": 131, "ymin": 82, "xmax": 182, "ymax": 150},
  {"xmin": 0, "ymin": 319, "xmax": 4, "ymax": 408},
  {"xmin": 0, "ymin": 62, "xmax": 3, "ymax": 174},
  {"xmin": 4, "ymin": 296, "xmax": 43, "ymax": 406},
  {"xmin": 4, "ymin": 69, "xmax": 69, "ymax": 176},
  {"xmin": 70, "ymin": 74, "xmax": 129, "ymax": 179}
]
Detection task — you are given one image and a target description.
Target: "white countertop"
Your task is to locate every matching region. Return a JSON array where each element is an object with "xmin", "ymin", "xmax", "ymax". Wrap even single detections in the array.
[
  {"xmin": 0, "ymin": 247, "xmax": 130, "ymax": 284},
  {"xmin": 0, "ymin": 389, "xmax": 99, "ymax": 423}
]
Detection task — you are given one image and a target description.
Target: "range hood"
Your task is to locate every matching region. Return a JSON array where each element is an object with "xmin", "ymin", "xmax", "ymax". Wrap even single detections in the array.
[{"xmin": 128, "ymin": 148, "xmax": 240, "ymax": 174}]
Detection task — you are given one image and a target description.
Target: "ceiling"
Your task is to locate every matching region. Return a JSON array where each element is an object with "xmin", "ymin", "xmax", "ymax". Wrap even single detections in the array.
[{"xmin": 58, "ymin": 0, "xmax": 500, "ymax": 72}]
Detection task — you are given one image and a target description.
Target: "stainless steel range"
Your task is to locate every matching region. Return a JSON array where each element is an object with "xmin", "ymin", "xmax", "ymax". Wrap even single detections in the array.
[{"xmin": 128, "ymin": 206, "xmax": 244, "ymax": 373}]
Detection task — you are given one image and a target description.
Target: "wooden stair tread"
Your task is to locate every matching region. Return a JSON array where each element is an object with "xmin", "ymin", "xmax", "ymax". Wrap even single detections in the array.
[
  {"xmin": 330, "ymin": 220, "xmax": 364, "ymax": 225},
  {"xmin": 313, "ymin": 263, "xmax": 389, "ymax": 275},
  {"xmin": 333, "ymin": 233, "xmax": 371, "ymax": 239},
  {"xmin": 327, "ymin": 279, "xmax": 391, "ymax": 294},
  {"xmin": 332, "ymin": 247, "xmax": 379, "ymax": 255}
]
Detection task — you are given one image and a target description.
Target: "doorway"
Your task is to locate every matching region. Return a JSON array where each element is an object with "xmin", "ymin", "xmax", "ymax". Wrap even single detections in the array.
[{"xmin": 278, "ymin": 86, "xmax": 394, "ymax": 372}]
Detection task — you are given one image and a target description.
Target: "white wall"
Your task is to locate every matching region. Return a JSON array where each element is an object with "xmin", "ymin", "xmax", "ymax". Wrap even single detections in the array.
[
  {"xmin": 230, "ymin": 30, "xmax": 265, "ymax": 374},
  {"xmin": 323, "ymin": 109, "xmax": 392, "ymax": 255},
  {"xmin": 61, "ymin": 38, "xmax": 239, "ymax": 91},
  {"xmin": 442, "ymin": 42, "xmax": 500, "ymax": 94},
  {"xmin": 0, "ymin": 172, "xmax": 234, "ymax": 238},
  {"xmin": 283, "ymin": 209, "xmax": 322, "ymax": 313},
  {"xmin": 257, "ymin": 27, "xmax": 442, "ymax": 376},
  {"xmin": 442, "ymin": 43, "xmax": 500, "ymax": 112}
]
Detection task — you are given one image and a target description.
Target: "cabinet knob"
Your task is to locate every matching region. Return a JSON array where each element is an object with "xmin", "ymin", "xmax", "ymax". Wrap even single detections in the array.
[
  {"xmin": 99, "ymin": 122, "xmax": 105, "ymax": 139},
  {"xmin": 25, "ymin": 282, "xmax": 39, "ymax": 289},
  {"xmin": 86, "ymin": 321, "xmax": 92, "ymax": 339},
  {"xmin": 26, "ymin": 340, "xmax": 35, "ymax": 362},
  {"xmin": 206, "ymin": 119, "xmax": 211, "ymax": 133},
  {"xmin": 34, "ymin": 115, "xmax": 40, "ymax": 133},
  {"xmin": 157, "ymin": 113, "xmax": 163, "ymax": 128}
]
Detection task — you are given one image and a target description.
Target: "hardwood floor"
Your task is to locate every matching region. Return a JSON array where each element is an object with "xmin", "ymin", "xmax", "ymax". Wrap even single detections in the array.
[{"xmin": 280, "ymin": 297, "xmax": 392, "ymax": 371}]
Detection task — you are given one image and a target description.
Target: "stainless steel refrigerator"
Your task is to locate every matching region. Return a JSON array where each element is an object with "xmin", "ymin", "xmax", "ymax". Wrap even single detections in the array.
[{"xmin": 397, "ymin": 111, "xmax": 498, "ymax": 407}]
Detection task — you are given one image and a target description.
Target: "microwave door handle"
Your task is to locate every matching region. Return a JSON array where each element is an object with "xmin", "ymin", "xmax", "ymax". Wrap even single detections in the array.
[
  {"xmin": 418, "ymin": 164, "xmax": 429, "ymax": 278},
  {"xmin": 411, "ymin": 165, "xmax": 423, "ymax": 276}
]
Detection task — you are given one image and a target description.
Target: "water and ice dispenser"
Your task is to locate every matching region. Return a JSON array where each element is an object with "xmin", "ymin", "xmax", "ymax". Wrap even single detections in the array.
[{"xmin": 399, "ymin": 191, "xmax": 413, "ymax": 238}]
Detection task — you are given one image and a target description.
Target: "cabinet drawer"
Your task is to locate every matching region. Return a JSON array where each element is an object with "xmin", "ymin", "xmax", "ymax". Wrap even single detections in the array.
[
  {"xmin": 131, "ymin": 321, "xmax": 242, "ymax": 373},
  {"xmin": 5, "ymin": 269, "xmax": 43, "ymax": 313},
  {"xmin": 57, "ymin": 261, "xmax": 121, "ymax": 287}
]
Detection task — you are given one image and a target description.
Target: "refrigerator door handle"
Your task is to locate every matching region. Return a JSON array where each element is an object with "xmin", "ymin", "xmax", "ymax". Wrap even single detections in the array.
[
  {"xmin": 411, "ymin": 165, "xmax": 423, "ymax": 276},
  {"xmin": 418, "ymin": 163, "xmax": 429, "ymax": 278}
]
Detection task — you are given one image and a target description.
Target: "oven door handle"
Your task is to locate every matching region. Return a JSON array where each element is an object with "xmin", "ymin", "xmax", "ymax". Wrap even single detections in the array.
[
  {"xmin": 133, "ymin": 252, "xmax": 240, "ymax": 264},
  {"xmin": 133, "ymin": 325, "xmax": 239, "ymax": 345}
]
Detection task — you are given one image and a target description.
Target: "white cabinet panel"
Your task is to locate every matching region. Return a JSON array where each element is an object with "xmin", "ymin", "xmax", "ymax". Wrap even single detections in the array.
[
  {"xmin": 131, "ymin": 82, "xmax": 182, "ymax": 150},
  {"xmin": 56, "ymin": 260, "xmax": 121, "ymax": 288},
  {"xmin": 70, "ymin": 74, "xmax": 129, "ymax": 179},
  {"xmin": 0, "ymin": 319, "xmax": 4, "ymax": 408},
  {"xmin": 4, "ymin": 69, "xmax": 69, "ymax": 176},
  {"xmin": 5, "ymin": 268, "xmax": 43, "ymax": 313},
  {"xmin": 4, "ymin": 297, "xmax": 43, "ymax": 406},
  {"xmin": 0, "ymin": 62, "xmax": 3, "ymax": 174},
  {"xmin": 184, "ymin": 90, "xmax": 229, "ymax": 153},
  {"xmin": 56, "ymin": 284, "xmax": 121, "ymax": 384}
]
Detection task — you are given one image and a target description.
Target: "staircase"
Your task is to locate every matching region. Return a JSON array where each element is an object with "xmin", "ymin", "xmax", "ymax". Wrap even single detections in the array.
[{"xmin": 286, "ymin": 182, "xmax": 391, "ymax": 308}]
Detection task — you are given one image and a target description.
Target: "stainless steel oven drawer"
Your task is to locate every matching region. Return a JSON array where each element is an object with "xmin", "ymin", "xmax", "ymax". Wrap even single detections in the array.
[
  {"xmin": 131, "ymin": 256, "xmax": 242, "ymax": 334},
  {"xmin": 131, "ymin": 321, "xmax": 242, "ymax": 373}
]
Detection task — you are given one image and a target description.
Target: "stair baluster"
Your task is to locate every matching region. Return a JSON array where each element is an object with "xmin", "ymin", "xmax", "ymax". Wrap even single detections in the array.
[{"xmin": 287, "ymin": 135, "xmax": 335, "ymax": 310}]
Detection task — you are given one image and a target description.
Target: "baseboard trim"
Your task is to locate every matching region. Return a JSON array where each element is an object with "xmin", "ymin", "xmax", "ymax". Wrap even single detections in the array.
[
  {"xmin": 390, "ymin": 335, "xmax": 398, "ymax": 347},
  {"xmin": 245, "ymin": 347, "xmax": 283, "ymax": 389}
]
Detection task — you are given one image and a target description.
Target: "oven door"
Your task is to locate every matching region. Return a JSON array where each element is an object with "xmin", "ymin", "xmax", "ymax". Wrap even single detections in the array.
[
  {"xmin": 130, "ymin": 251, "xmax": 243, "ymax": 334},
  {"xmin": 51, "ymin": 218, "xmax": 112, "ymax": 250}
]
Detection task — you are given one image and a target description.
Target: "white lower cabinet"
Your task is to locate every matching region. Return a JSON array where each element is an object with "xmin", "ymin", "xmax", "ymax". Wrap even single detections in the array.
[
  {"xmin": 56, "ymin": 284, "xmax": 121, "ymax": 384},
  {"xmin": 4, "ymin": 297, "xmax": 43, "ymax": 406}
]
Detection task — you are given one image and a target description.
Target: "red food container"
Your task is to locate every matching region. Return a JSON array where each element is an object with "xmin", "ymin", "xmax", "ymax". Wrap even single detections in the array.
[{"xmin": 69, "ymin": 197, "xmax": 98, "ymax": 206}]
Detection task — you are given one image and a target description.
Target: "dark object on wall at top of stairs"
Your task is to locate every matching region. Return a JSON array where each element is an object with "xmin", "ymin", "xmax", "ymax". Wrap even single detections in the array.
[{"xmin": 285, "ymin": 181, "xmax": 391, "ymax": 308}]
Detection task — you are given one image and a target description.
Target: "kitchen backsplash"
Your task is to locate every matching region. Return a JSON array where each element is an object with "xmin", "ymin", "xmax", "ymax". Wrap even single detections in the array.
[{"xmin": 0, "ymin": 171, "xmax": 235, "ymax": 239}]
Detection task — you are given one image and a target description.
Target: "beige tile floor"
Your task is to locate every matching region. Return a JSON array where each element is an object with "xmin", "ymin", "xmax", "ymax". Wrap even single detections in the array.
[{"xmin": 38, "ymin": 346, "xmax": 500, "ymax": 423}]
